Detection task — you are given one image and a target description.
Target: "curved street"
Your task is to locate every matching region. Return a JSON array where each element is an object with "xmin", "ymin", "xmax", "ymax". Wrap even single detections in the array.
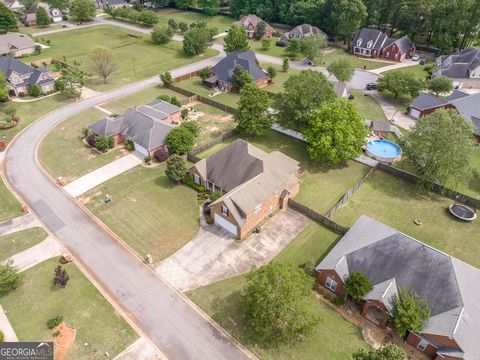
[{"xmin": 1, "ymin": 58, "xmax": 253, "ymax": 360}]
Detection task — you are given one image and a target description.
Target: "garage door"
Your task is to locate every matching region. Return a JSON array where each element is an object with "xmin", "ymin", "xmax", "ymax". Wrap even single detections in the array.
[
  {"xmin": 410, "ymin": 108, "xmax": 421, "ymax": 119},
  {"xmin": 214, "ymin": 214, "xmax": 237, "ymax": 236},
  {"xmin": 134, "ymin": 143, "xmax": 149, "ymax": 157}
]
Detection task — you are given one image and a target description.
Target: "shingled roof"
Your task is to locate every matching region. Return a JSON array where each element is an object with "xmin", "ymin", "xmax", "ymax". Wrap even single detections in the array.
[
  {"xmin": 211, "ymin": 51, "xmax": 267, "ymax": 84},
  {"xmin": 0, "ymin": 32, "xmax": 35, "ymax": 55},
  {"xmin": 280, "ymin": 24, "xmax": 327, "ymax": 43},
  {"xmin": 434, "ymin": 48, "xmax": 480, "ymax": 79},
  {"xmin": 0, "ymin": 56, "xmax": 53, "ymax": 87},
  {"xmin": 317, "ymin": 216, "xmax": 480, "ymax": 359}
]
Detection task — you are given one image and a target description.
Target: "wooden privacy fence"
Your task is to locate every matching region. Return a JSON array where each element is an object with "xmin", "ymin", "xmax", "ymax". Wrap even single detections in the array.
[
  {"xmin": 167, "ymin": 84, "xmax": 237, "ymax": 114},
  {"xmin": 288, "ymin": 199, "xmax": 349, "ymax": 235},
  {"xmin": 187, "ymin": 129, "xmax": 238, "ymax": 163},
  {"xmin": 325, "ymin": 168, "xmax": 375, "ymax": 219}
]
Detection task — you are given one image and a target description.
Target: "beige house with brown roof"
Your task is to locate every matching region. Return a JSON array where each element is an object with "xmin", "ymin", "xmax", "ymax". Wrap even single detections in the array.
[
  {"xmin": 0, "ymin": 33, "xmax": 36, "ymax": 57},
  {"xmin": 188, "ymin": 139, "xmax": 300, "ymax": 239},
  {"xmin": 236, "ymin": 14, "xmax": 273, "ymax": 39}
]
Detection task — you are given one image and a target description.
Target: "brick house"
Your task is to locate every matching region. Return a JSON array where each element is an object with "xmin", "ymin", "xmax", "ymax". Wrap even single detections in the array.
[
  {"xmin": 203, "ymin": 51, "xmax": 268, "ymax": 92},
  {"xmin": 409, "ymin": 91, "xmax": 480, "ymax": 140},
  {"xmin": 0, "ymin": 33, "xmax": 36, "ymax": 57},
  {"xmin": 351, "ymin": 28, "xmax": 414, "ymax": 62},
  {"xmin": 88, "ymin": 99, "xmax": 181, "ymax": 157},
  {"xmin": 188, "ymin": 139, "xmax": 300, "ymax": 239},
  {"xmin": 0, "ymin": 56, "xmax": 55, "ymax": 96},
  {"xmin": 236, "ymin": 14, "xmax": 273, "ymax": 39},
  {"xmin": 316, "ymin": 216, "xmax": 480, "ymax": 359}
]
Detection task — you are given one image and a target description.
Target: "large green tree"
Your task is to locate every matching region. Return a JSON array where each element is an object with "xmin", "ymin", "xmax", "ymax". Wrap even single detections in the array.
[
  {"xmin": 224, "ymin": 24, "xmax": 250, "ymax": 54},
  {"xmin": 301, "ymin": 34, "xmax": 327, "ymax": 64},
  {"xmin": 427, "ymin": 77, "xmax": 453, "ymax": 96},
  {"xmin": 406, "ymin": 108, "xmax": 477, "ymax": 189},
  {"xmin": 377, "ymin": 72, "xmax": 425, "ymax": 99},
  {"xmin": 183, "ymin": 22, "xmax": 215, "ymax": 55},
  {"xmin": 198, "ymin": 0, "xmax": 220, "ymax": 15},
  {"xmin": 165, "ymin": 154, "xmax": 187, "ymax": 183},
  {"xmin": 69, "ymin": 0, "xmax": 96, "ymax": 21},
  {"xmin": 165, "ymin": 126, "xmax": 196, "ymax": 155},
  {"xmin": 0, "ymin": 72, "xmax": 9, "ymax": 102},
  {"xmin": 320, "ymin": 0, "xmax": 367, "ymax": 40},
  {"xmin": 232, "ymin": 64, "xmax": 252, "ymax": 91},
  {"xmin": 353, "ymin": 344, "xmax": 407, "ymax": 360},
  {"xmin": 0, "ymin": 3, "xmax": 18, "ymax": 34},
  {"xmin": 241, "ymin": 263, "xmax": 320, "ymax": 346},
  {"xmin": 175, "ymin": 0, "xmax": 195, "ymax": 10},
  {"xmin": 19, "ymin": 0, "xmax": 37, "ymax": 11},
  {"xmin": 328, "ymin": 59, "xmax": 354, "ymax": 82},
  {"xmin": 56, "ymin": 66, "xmax": 85, "ymax": 99},
  {"xmin": 275, "ymin": 70, "xmax": 336, "ymax": 131},
  {"xmin": 393, "ymin": 288, "xmax": 431, "ymax": 337},
  {"xmin": 0, "ymin": 260, "xmax": 23, "ymax": 295},
  {"xmin": 304, "ymin": 99, "xmax": 367, "ymax": 164},
  {"xmin": 235, "ymin": 83, "xmax": 272, "ymax": 137},
  {"xmin": 45, "ymin": 0, "xmax": 69, "ymax": 10},
  {"xmin": 36, "ymin": 7, "xmax": 51, "ymax": 27},
  {"xmin": 345, "ymin": 272, "xmax": 373, "ymax": 303}
]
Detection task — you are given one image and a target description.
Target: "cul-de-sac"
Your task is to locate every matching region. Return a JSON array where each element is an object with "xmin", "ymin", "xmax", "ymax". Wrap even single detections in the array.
[{"xmin": 0, "ymin": 1, "xmax": 479, "ymax": 359}]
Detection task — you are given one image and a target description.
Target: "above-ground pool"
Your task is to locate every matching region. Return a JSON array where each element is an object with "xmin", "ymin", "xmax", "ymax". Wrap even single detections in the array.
[{"xmin": 366, "ymin": 140, "xmax": 402, "ymax": 163}]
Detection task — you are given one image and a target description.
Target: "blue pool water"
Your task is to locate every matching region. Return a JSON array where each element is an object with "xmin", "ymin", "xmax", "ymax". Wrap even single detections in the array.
[{"xmin": 367, "ymin": 140, "xmax": 402, "ymax": 159}]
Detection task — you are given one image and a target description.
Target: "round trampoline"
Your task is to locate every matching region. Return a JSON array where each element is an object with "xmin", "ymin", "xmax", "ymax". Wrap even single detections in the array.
[
  {"xmin": 449, "ymin": 203, "xmax": 477, "ymax": 221},
  {"xmin": 366, "ymin": 140, "xmax": 402, "ymax": 163}
]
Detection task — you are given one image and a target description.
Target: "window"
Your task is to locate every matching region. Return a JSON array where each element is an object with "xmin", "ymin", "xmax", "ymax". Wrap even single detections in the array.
[
  {"xmin": 193, "ymin": 174, "xmax": 200, "ymax": 185},
  {"xmin": 367, "ymin": 40, "xmax": 373, "ymax": 49},
  {"xmin": 255, "ymin": 204, "xmax": 262, "ymax": 213},
  {"xmin": 325, "ymin": 277, "xmax": 337, "ymax": 292},
  {"xmin": 356, "ymin": 39, "xmax": 362, "ymax": 47},
  {"xmin": 417, "ymin": 339, "xmax": 429, "ymax": 352},
  {"xmin": 221, "ymin": 205, "xmax": 229, "ymax": 217}
]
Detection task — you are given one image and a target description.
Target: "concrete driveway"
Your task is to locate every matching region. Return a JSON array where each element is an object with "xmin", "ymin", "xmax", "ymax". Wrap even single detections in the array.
[{"xmin": 156, "ymin": 208, "xmax": 310, "ymax": 292}]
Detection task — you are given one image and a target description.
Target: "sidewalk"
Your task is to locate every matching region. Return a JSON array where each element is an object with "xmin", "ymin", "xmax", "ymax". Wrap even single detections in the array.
[
  {"xmin": 0, "ymin": 214, "xmax": 39, "ymax": 237},
  {"xmin": 0, "ymin": 305, "xmax": 18, "ymax": 342},
  {"xmin": 10, "ymin": 236, "xmax": 63, "ymax": 272},
  {"xmin": 369, "ymin": 92, "xmax": 416, "ymax": 129},
  {"xmin": 114, "ymin": 337, "xmax": 163, "ymax": 360},
  {"xmin": 63, "ymin": 153, "xmax": 142, "ymax": 197}
]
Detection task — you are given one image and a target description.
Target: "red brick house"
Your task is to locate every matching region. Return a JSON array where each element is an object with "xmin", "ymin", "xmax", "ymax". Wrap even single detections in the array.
[
  {"xmin": 351, "ymin": 28, "xmax": 415, "ymax": 62},
  {"xmin": 203, "ymin": 51, "xmax": 268, "ymax": 92},
  {"xmin": 188, "ymin": 139, "xmax": 300, "ymax": 239},
  {"xmin": 316, "ymin": 216, "xmax": 480, "ymax": 359},
  {"xmin": 88, "ymin": 99, "xmax": 181, "ymax": 157},
  {"xmin": 236, "ymin": 14, "xmax": 273, "ymax": 39}
]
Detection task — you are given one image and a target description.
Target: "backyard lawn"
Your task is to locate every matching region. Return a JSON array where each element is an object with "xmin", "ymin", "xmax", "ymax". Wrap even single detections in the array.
[
  {"xmin": 197, "ymin": 130, "xmax": 370, "ymax": 214},
  {"xmin": 25, "ymin": 26, "xmax": 218, "ymax": 91},
  {"xmin": 333, "ymin": 170, "xmax": 480, "ymax": 268},
  {"xmin": 187, "ymin": 222, "xmax": 366, "ymax": 359},
  {"xmin": 0, "ymin": 227, "xmax": 48, "ymax": 262},
  {"xmin": 260, "ymin": 63, "xmax": 300, "ymax": 94},
  {"xmin": 0, "ymin": 179, "xmax": 22, "ymax": 222},
  {"xmin": 190, "ymin": 103, "xmax": 235, "ymax": 145},
  {"xmin": 156, "ymin": 8, "xmax": 234, "ymax": 33},
  {"xmin": 175, "ymin": 77, "xmax": 241, "ymax": 108},
  {"xmin": 84, "ymin": 164, "xmax": 199, "ymax": 262},
  {"xmin": 0, "ymin": 258, "xmax": 137, "ymax": 359},
  {"xmin": 350, "ymin": 91, "xmax": 388, "ymax": 121},
  {"xmin": 321, "ymin": 49, "xmax": 391, "ymax": 70}
]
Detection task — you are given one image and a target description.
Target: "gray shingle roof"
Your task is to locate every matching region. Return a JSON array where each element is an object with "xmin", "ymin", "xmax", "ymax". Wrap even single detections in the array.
[
  {"xmin": 410, "ymin": 92, "xmax": 447, "ymax": 110},
  {"xmin": 317, "ymin": 216, "xmax": 480, "ymax": 359},
  {"xmin": 352, "ymin": 28, "xmax": 388, "ymax": 50},
  {"xmin": 211, "ymin": 51, "xmax": 267, "ymax": 84},
  {"xmin": 391, "ymin": 36, "xmax": 414, "ymax": 53},
  {"xmin": 434, "ymin": 48, "xmax": 480, "ymax": 78},
  {"xmin": 0, "ymin": 55, "xmax": 53, "ymax": 87},
  {"xmin": 280, "ymin": 24, "xmax": 327, "ymax": 43}
]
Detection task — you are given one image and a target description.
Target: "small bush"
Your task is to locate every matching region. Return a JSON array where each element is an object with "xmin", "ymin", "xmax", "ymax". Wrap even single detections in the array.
[
  {"xmin": 153, "ymin": 149, "xmax": 168, "ymax": 162},
  {"xmin": 34, "ymin": 44, "xmax": 42, "ymax": 54},
  {"xmin": 144, "ymin": 156, "xmax": 152, "ymax": 164},
  {"xmin": 81, "ymin": 127, "xmax": 89, "ymax": 138},
  {"xmin": 52, "ymin": 331, "xmax": 60, "ymax": 337},
  {"xmin": 95, "ymin": 136, "xmax": 109, "ymax": 152},
  {"xmin": 86, "ymin": 134, "xmax": 96, "ymax": 147},
  {"xmin": 29, "ymin": 84, "xmax": 41, "ymax": 97},
  {"xmin": 47, "ymin": 315, "xmax": 63, "ymax": 329},
  {"xmin": 206, "ymin": 215, "xmax": 214, "ymax": 225},
  {"xmin": 107, "ymin": 136, "xmax": 115, "ymax": 149},
  {"xmin": 124, "ymin": 140, "xmax": 134, "ymax": 151},
  {"xmin": 331, "ymin": 297, "xmax": 346, "ymax": 306},
  {"xmin": 4, "ymin": 107, "xmax": 17, "ymax": 118},
  {"xmin": 262, "ymin": 38, "xmax": 271, "ymax": 51},
  {"xmin": 62, "ymin": 15, "xmax": 68, "ymax": 21},
  {"xmin": 183, "ymin": 174, "xmax": 205, "ymax": 192},
  {"xmin": 179, "ymin": 22, "xmax": 189, "ymax": 33},
  {"xmin": 209, "ymin": 190, "xmax": 222, "ymax": 201}
]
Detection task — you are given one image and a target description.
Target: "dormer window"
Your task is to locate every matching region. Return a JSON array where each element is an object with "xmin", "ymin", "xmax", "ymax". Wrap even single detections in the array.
[
  {"xmin": 356, "ymin": 39, "xmax": 362, "ymax": 47},
  {"xmin": 367, "ymin": 40, "xmax": 373, "ymax": 49}
]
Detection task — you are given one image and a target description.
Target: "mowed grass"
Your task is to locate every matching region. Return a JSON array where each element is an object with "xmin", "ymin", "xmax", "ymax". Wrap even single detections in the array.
[
  {"xmin": 187, "ymin": 222, "xmax": 366, "ymax": 359},
  {"xmin": 0, "ymin": 258, "xmax": 137, "ymax": 359},
  {"xmin": 351, "ymin": 91, "xmax": 388, "ymax": 121},
  {"xmin": 333, "ymin": 170, "xmax": 480, "ymax": 268},
  {"xmin": 84, "ymin": 164, "xmax": 199, "ymax": 262},
  {"xmin": 175, "ymin": 77, "xmax": 241, "ymax": 108},
  {"xmin": 248, "ymin": 38, "xmax": 287, "ymax": 58},
  {"xmin": 25, "ymin": 26, "xmax": 218, "ymax": 91},
  {"xmin": 156, "ymin": 8, "xmax": 234, "ymax": 32},
  {"xmin": 19, "ymin": 24, "xmax": 63, "ymax": 35},
  {"xmin": 0, "ymin": 227, "xmax": 48, "ymax": 262},
  {"xmin": 39, "ymin": 108, "xmax": 126, "ymax": 183},
  {"xmin": 0, "ymin": 179, "xmax": 22, "ymax": 222},
  {"xmin": 321, "ymin": 49, "xmax": 391, "ymax": 70},
  {"xmin": 260, "ymin": 63, "xmax": 300, "ymax": 94},
  {"xmin": 197, "ymin": 130, "xmax": 370, "ymax": 214},
  {"xmin": 385, "ymin": 61, "xmax": 434, "ymax": 81}
]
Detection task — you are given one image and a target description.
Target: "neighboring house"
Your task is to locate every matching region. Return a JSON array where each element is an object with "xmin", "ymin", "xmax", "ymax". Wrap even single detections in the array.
[
  {"xmin": 236, "ymin": 14, "xmax": 273, "ymax": 39},
  {"xmin": 409, "ymin": 90, "xmax": 480, "ymax": 140},
  {"xmin": 4, "ymin": 0, "xmax": 24, "ymax": 11},
  {"xmin": 433, "ymin": 48, "xmax": 480, "ymax": 89},
  {"xmin": 203, "ymin": 51, "xmax": 268, "ymax": 92},
  {"xmin": 316, "ymin": 215, "xmax": 480, "ymax": 360},
  {"xmin": 188, "ymin": 139, "xmax": 300, "ymax": 239},
  {"xmin": 0, "ymin": 32, "xmax": 36, "ymax": 57},
  {"xmin": 277, "ymin": 24, "xmax": 327, "ymax": 47},
  {"xmin": 351, "ymin": 28, "xmax": 414, "ymax": 62},
  {"xmin": 50, "ymin": 8, "xmax": 63, "ymax": 22},
  {"xmin": 0, "ymin": 56, "xmax": 55, "ymax": 96},
  {"xmin": 22, "ymin": 4, "xmax": 39, "ymax": 26},
  {"xmin": 88, "ymin": 99, "xmax": 181, "ymax": 157},
  {"xmin": 96, "ymin": 0, "xmax": 132, "ymax": 9}
]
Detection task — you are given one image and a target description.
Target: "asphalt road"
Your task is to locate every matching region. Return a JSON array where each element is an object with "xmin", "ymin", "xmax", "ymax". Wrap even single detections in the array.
[{"xmin": 2, "ymin": 59, "xmax": 253, "ymax": 360}]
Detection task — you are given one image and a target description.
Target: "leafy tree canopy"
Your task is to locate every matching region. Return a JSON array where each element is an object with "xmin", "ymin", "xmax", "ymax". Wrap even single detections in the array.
[
  {"xmin": 235, "ymin": 83, "xmax": 272, "ymax": 137},
  {"xmin": 301, "ymin": 34, "xmax": 327, "ymax": 63},
  {"xmin": 165, "ymin": 126, "xmax": 196, "ymax": 155},
  {"xmin": 393, "ymin": 288, "xmax": 431, "ymax": 337},
  {"xmin": 0, "ymin": 259, "xmax": 23, "ymax": 295},
  {"xmin": 353, "ymin": 344, "xmax": 407, "ymax": 360},
  {"xmin": 328, "ymin": 59, "xmax": 355, "ymax": 82},
  {"xmin": 165, "ymin": 154, "xmax": 187, "ymax": 183},
  {"xmin": 224, "ymin": 24, "xmax": 250, "ymax": 54},
  {"xmin": 427, "ymin": 76, "xmax": 453, "ymax": 96},
  {"xmin": 345, "ymin": 272, "xmax": 373, "ymax": 303},
  {"xmin": 0, "ymin": 3, "xmax": 18, "ymax": 34},
  {"xmin": 69, "ymin": 0, "xmax": 96, "ymax": 21},
  {"xmin": 377, "ymin": 72, "xmax": 425, "ymax": 99}
]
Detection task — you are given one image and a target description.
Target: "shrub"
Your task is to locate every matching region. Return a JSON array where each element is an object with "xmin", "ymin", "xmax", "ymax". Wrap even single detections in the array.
[
  {"xmin": 124, "ymin": 140, "xmax": 134, "ymax": 151},
  {"xmin": 52, "ymin": 331, "xmax": 60, "ymax": 337},
  {"xmin": 331, "ymin": 297, "xmax": 346, "ymax": 306},
  {"xmin": 209, "ymin": 190, "xmax": 222, "ymax": 201},
  {"xmin": 53, "ymin": 265, "xmax": 69, "ymax": 287},
  {"xmin": 345, "ymin": 272, "xmax": 373, "ymax": 303},
  {"xmin": 168, "ymin": 18, "xmax": 178, "ymax": 31},
  {"xmin": 159, "ymin": 72, "xmax": 173, "ymax": 86},
  {"xmin": 107, "ymin": 136, "xmax": 115, "ymax": 149},
  {"xmin": 165, "ymin": 126, "xmax": 195, "ymax": 155},
  {"xmin": 179, "ymin": 22, "xmax": 189, "ymax": 33},
  {"xmin": 95, "ymin": 136, "xmax": 110, "ymax": 152},
  {"xmin": 153, "ymin": 149, "xmax": 168, "ymax": 162},
  {"xmin": 151, "ymin": 25, "xmax": 174, "ymax": 45},
  {"xmin": 198, "ymin": 66, "xmax": 212, "ymax": 81},
  {"xmin": 34, "ymin": 44, "xmax": 42, "ymax": 54},
  {"xmin": 62, "ymin": 15, "xmax": 68, "ymax": 21},
  {"xmin": 86, "ymin": 134, "xmax": 96, "ymax": 147},
  {"xmin": 46, "ymin": 315, "xmax": 63, "ymax": 329},
  {"xmin": 181, "ymin": 108, "xmax": 189, "ymax": 120},
  {"xmin": 300, "ymin": 260, "xmax": 316, "ymax": 277},
  {"xmin": 0, "ymin": 330, "xmax": 3, "ymax": 342},
  {"xmin": 206, "ymin": 215, "xmax": 214, "ymax": 225},
  {"xmin": 165, "ymin": 154, "xmax": 186, "ymax": 183},
  {"xmin": 144, "ymin": 156, "xmax": 152, "ymax": 164},
  {"xmin": 183, "ymin": 174, "xmax": 205, "ymax": 192},
  {"xmin": 181, "ymin": 120, "xmax": 200, "ymax": 137},
  {"xmin": 157, "ymin": 94, "xmax": 181, "ymax": 107},
  {"xmin": 81, "ymin": 127, "xmax": 89, "ymax": 138},
  {"xmin": 261, "ymin": 38, "xmax": 271, "ymax": 50},
  {"xmin": 29, "ymin": 84, "xmax": 41, "ymax": 97}
]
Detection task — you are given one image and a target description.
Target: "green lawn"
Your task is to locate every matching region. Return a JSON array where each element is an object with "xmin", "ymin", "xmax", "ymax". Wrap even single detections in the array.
[
  {"xmin": 385, "ymin": 62, "xmax": 434, "ymax": 81},
  {"xmin": 248, "ymin": 38, "xmax": 287, "ymax": 58},
  {"xmin": 24, "ymin": 26, "xmax": 218, "ymax": 91},
  {"xmin": 0, "ymin": 179, "xmax": 22, "ymax": 222},
  {"xmin": 333, "ymin": 170, "xmax": 480, "ymax": 268},
  {"xmin": 0, "ymin": 227, "xmax": 48, "ymax": 262},
  {"xmin": 187, "ymin": 222, "xmax": 366, "ymax": 359},
  {"xmin": 380, "ymin": 92, "xmax": 413, "ymax": 112},
  {"xmin": 351, "ymin": 91, "xmax": 388, "ymax": 121},
  {"xmin": 19, "ymin": 24, "xmax": 63, "ymax": 36},
  {"xmin": 84, "ymin": 164, "xmax": 199, "ymax": 263},
  {"xmin": 260, "ymin": 63, "xmax": 300, "ymax": 94},
  {"xmin": 156, "ymin": 8, "xmax": 234, "ymax": 33},
  {"xmin": 175, "ymin": 77, "xmax": 241, "ymax": 108},
  {"xmin": 321, "ymin": 49, "xmax": 391, "ymax": 70},
  {"xmin": 0, "ymin": 258, "xmax": 137, "ymax": 359},
  {"xmin": 197, "ymin": 130, "xmax": 370, "ymax": 215}
]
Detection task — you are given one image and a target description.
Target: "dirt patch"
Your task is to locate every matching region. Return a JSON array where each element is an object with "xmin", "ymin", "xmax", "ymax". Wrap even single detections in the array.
[{"xmin": 53, "ymin": 322, "xmax": 76, "ymax": 360}]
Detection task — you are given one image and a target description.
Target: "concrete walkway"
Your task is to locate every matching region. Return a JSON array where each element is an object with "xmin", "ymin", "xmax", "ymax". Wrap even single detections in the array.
[
  {"xmin": 369, "ymin": 91, "xmax": 416, "ymax": 129},
  {"xmin": 115, "ymin": 338, "xmax": 163, "ymax": 360},
  {"xmin": 63, "ymin": 153, "xmax": 142, "ymax": 197},
  {"xmin": 10, "ymin": 236, "xmax": 63, "ymax": 272},
  {"xmin": 0, "ymin": 213, "xmax": 39, "ymax": 237},
  {"xmin": 0, "ymin": 304, "xmax": 18, "ymax": 342},
  {"xmin": 369, "ymin": 60, "xmax": 419, "ymax": 74},
  {"xmin": 156, "ymin": 208, "xmax": 310, "ymax": 292},
  {"xmin": 10, "ymin": 92, "xmax": 60, "ymax": 103}
]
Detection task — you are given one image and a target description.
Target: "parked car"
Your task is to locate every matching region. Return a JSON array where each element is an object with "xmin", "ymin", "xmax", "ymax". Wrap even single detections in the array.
[
  {"xmin": 419, "ymin": 59, "xmax": 426, "ymax": 65},
  {"xmin": 411, "ymin": 55, "xmax": 420, "ymax": 61},
  {"xmin": 366, "ymin": 82, "xmax": 377, "ymax": 90}
]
